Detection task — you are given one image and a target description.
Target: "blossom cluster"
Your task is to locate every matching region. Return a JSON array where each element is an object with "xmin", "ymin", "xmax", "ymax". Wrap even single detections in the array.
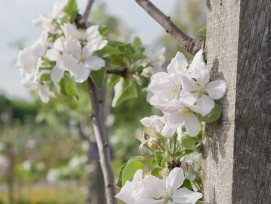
[
  {"xmin": 141, "ymin": 50, "xmax": 227, "ymax": 137},
  {"xmin": 16, "ymin": 0, "xmax": 107, "ymax": 103},
  {"xmin": 116, "ymin": 167, "xmax": 202, "ymax": 204}
]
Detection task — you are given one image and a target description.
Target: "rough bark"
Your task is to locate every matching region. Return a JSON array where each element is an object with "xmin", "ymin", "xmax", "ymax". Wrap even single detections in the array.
[{"xmin": 203, "ymin": 0, "xmax": 271, "ymax": 203}]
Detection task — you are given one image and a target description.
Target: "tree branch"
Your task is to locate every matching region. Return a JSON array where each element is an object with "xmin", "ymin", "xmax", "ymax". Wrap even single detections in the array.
[
  {"xmin": 76, "ymin": 1, "xmax": 117, "ymax": 203},
  {"xmin": 87, "ymin": 78, "xmax": 117, "ymax": 204},
  {"xmin": 83, "ymin": 0, "xmax": 94, "ymax": 22},
  {"xmin": 134, "ymin": 0, "xmax": 204, "ymax": 55}
]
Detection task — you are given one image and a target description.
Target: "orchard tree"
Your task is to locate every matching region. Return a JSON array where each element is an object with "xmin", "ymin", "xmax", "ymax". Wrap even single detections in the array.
[{"xmin": 16, "ymin": 0, "xmax": 271, "ymax": 204}]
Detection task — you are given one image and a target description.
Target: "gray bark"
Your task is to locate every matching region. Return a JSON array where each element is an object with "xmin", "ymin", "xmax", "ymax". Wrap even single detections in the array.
[{"xmin": 203, "ymin": 0, "xmax": 271, "ymax": 203}]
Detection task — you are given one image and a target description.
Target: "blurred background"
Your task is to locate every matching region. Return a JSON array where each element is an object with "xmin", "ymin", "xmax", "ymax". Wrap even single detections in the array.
[{"xmin": 0, "ymin": 0, "xmax": 206, "ymax": 203}]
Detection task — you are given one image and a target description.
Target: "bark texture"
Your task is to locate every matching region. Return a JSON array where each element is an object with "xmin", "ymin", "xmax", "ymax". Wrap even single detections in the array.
[{"xmin": 203, "ymin": 0, "xmax": 271, "ymax": 203}]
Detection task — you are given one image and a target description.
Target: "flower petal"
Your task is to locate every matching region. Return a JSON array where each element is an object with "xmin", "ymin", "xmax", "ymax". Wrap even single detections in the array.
[
  {"xmin": 190, "ymin": 95, "xmax": 215, "ymax": 116},
  {"xmin": 73, "ymin": 64, "xmax": 91, "ymax": 83},
  {"xmin": 115, "ymin": 181, "xmax": 135, "ymax": 204},
  {"xmin": 161, "ymin": 123, "xmax": 176, "ymax": 137},
  {"xmin": 167, "ymin": 51, "xmax": 188, "ymax": 74},
  {"xmin": 180, "ymin": 73, "xmax": 198, "ymax": 92},
  {"xmin": 51, "ymin": 65, "xmax": 64, "ymax": 82},
  {"xmin": 173, "ymin": 188, "xmax": 202, "ymax": 204},
  {"xmin": 166, "ymin": 111, "xmax": 185, "ymax": 128},
  {"xmin": 184, "ymin": 114, "xmax": 201, "ymax": 137},
  {"xmin": 143, "ymin": 175, "xmax": 165, "ymax": 199},
  {"xmin": 85, "ymin": 56, "xmax": 105, "ymax": 71},
  {"xmin": 206, "ymin": 79, "xmax": 227, "ymax": 99},
  {"xmin": 166, "ymin": 167, "xmax": 185, "ymax": 194}
]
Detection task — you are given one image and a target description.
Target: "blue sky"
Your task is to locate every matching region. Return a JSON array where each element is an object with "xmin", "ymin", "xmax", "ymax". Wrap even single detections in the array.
[{"xmin": 0, "ymin": 0, "xmax": 180, "ymax": 99}]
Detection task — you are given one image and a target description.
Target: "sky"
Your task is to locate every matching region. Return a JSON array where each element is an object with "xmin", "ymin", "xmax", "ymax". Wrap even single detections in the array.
[{"xmin": 0, "ymin": 0, "xmax": 181, "ymax": 99}]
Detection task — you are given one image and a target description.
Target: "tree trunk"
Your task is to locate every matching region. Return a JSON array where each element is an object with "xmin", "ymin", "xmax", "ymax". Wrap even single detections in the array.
[{"xmin": 203, "ymin": 0, "xmax": 271, "ymax": 203}]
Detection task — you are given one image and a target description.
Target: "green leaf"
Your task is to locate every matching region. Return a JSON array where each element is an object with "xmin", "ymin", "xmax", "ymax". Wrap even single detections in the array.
[
  {"xmin": 196, "ymin": 27, "xmax": 207, "ymax": 37},
  {"xmin": 122, "ymin": 159, "xmax": 144, "ymax": 186},
  {"xmin": 96, "ymin": 45, "xmax": 121, "ymax": 57},
  {"xmin": 64, "ymin": 0, "xmax": 78, "ymax": 22},
  {"xmin": 155, "ymin": 151, "xmax": 166, "ymax": 167},
  {"xmin": 181, "ymin": 134, "xmax": 198, "ymax": 150},
  {"xmin": 90, "ymin": 67, "xmax": 106, "ymax": 88},
  {"xmin": 151, "ymin": 167, "xmax": 161, "ymax": 177},
  {"xmin": 112, "ymin": 78, "xmax": 139, "ymax": 107},
  {"xmin": 197, "ymin": 103, "xmax": 222, "ymax": 122},
  {"xmin": 59, "ymin": 74, "xmax": 79, "ymax": 99},
  {"xmin": 116, "ymin": 163, "xmax": 127, "ymax": 187}
]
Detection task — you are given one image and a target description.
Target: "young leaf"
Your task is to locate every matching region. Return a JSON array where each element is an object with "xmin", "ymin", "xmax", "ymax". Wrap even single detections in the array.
[
  {"xmin": 59, "ymin": 74, "xmax": 79, "ymax": 99},
  {"xmin": 151, "ymin": 167, "xmax": 162, "ymax": 177},
  {"xmin": 154, "ymin": 151, "xmax": 166, "ymax": 167},
  {"xmin": 197, "ymin": 103, "xmax": 222, "ymax": 123},
  {"xmin": 181, "ymin": 134, "xmax": 199, "ymax": 150},
  {"xmin": 112, "ymin": 78, "xmax": 139, "ymax": 107},
  {"xmin": 90, "ymin": 67, "xmax": 106, "ymax": 88}
]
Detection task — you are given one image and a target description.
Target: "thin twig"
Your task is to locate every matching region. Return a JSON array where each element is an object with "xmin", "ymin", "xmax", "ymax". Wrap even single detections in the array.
[
  {"xmin": 83, "ymin": 0, "xmax": 94, "ymax": 22},
  {"xmin": 134, "ymin": 0, "xmax": 204, "ymax": 55},
  {"xmin": 106, "ymin": 67, "xmax": 128, "ymax": 77}
]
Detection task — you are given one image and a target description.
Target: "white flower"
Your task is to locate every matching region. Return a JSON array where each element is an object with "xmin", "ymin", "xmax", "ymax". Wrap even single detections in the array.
[
  {"xmin": 59, "ymin": 39, "xmax": 105, "ymax": 83},
  {"xmin": 180, "ymin": 49, "xmax": 227, "ymax": 116},
  {"xmin": 116, "ymin": 168, "xmax": 202, "ymax": 204}
]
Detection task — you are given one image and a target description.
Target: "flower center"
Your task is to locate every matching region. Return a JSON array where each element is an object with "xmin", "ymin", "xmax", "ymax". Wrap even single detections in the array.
[
  {"xmin": 180, "ymin": 107, "xmax": 190, "ymax": 116},
  {"xmin": 196, "ymin": 84, "xmax": 206, "ymax": 94},
  {"xmin": 76, "ymin": 54, "xmax": 85, "ymax": 63},
  {"xmin": 169, "ymin": 85, "xmax": 180, "ymax": 99}
]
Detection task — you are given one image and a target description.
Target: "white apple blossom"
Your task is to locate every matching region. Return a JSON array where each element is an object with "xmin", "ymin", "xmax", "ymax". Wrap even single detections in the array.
[
  {"xmin": 59, "ymin": 38, "xmax": 105, "ymax": 83},
  {"xmin": 180, "ymin": 49, "xmax": 227, "ymax": 116},
  {"xmin": 116, "ymin": 168, "xmax": 202, "ymax": 204}
]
